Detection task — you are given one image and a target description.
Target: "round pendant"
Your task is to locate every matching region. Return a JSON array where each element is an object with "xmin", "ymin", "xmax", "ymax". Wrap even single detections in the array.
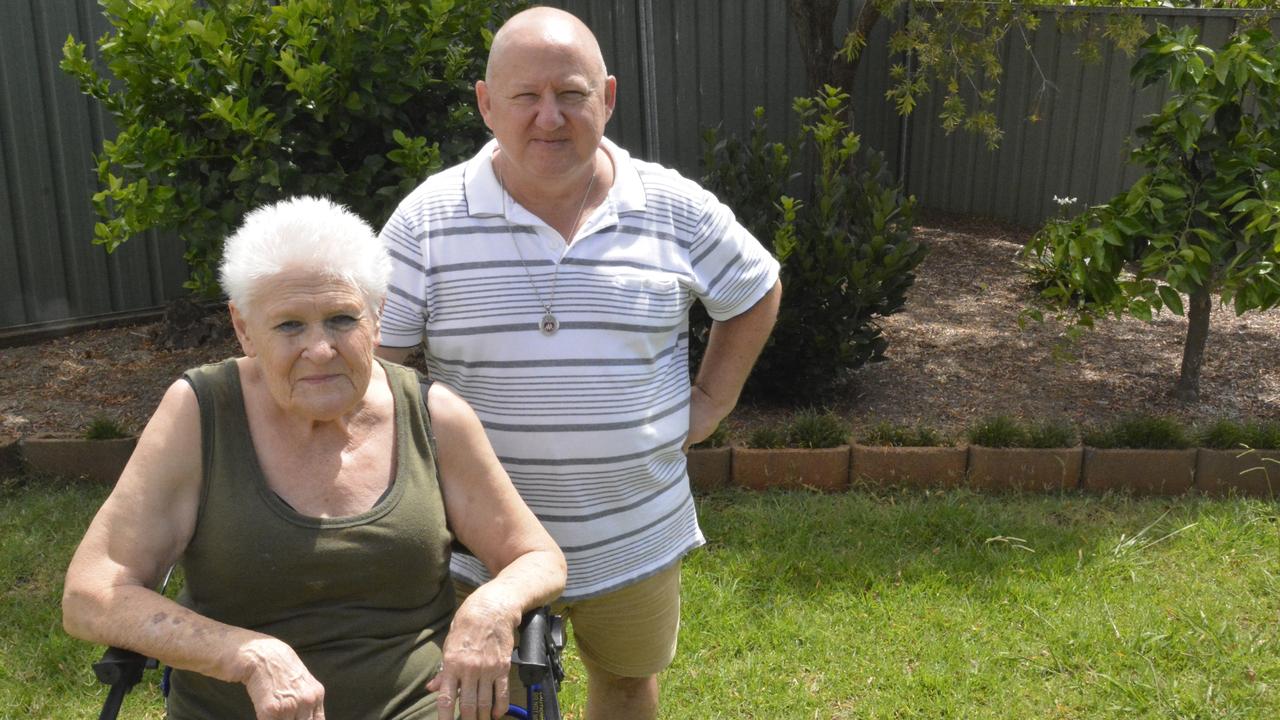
[{"xmin": 540, "ymin": 312, "xmax": 560, "ymax": 335}]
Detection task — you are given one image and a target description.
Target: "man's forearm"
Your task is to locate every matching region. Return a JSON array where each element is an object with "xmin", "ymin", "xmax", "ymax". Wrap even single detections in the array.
[
  {"xmin": 693, "ymin": 280, "xmax": 782, "ymax": 417},
  {"xmin": 375, "ymin": 345, "xmax": 416, "ymax": 364}
]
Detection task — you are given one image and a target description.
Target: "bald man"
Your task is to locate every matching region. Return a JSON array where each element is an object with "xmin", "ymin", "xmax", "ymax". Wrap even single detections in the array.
[{"xmin": 377, "ymin": 8, "xmax": 780, "ymax": 719}]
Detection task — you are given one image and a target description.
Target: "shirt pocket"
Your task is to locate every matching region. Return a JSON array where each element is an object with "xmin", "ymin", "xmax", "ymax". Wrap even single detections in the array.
[{"xmin": 610, "ymin": 273, "xmax": 685, "ymax": 321}]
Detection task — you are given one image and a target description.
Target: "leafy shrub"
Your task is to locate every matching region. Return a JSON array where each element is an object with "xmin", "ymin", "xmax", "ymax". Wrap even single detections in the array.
[
  {"xmin": 1083, "ymin": 415, "xmax": 1191, "ymax": 450},
  {"xmin": 858, "ymin": 421, "xmax": 948, "ymax": 448},
  {"xmin": 702, "ymin": 86, "xmax": 925, "ymax": 402},
  {"xmin": 61, "ymin": 0, "xmax": 519, "ymax": 294},
  {"xmin": 1197, "ymin": 419, "xmax": 1280, "ymax": 450},
  {"xmin": 84, "ymin": 416, "xmax": 130, "ymax": 440}
]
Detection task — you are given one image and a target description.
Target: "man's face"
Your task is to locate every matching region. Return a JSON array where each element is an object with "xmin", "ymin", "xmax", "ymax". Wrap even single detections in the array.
[{"xmin": 477, "ymin": 35, "xmax": 616, "ymax": 183}]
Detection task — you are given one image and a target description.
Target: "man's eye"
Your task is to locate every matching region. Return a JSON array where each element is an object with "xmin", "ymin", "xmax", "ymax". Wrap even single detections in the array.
[{"xmin": 560, "ymin": 91, "xmax": 586, "ymax": 101}]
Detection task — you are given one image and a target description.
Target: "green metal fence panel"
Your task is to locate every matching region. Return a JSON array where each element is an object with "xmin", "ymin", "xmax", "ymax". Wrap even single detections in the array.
[
  {"xmin": 0, "ymin": 0, "xmax": 186, "ymax": 334},
  {"xmin": 2, "ymin": 1, "xmax": 1272, "ymax": 334}
]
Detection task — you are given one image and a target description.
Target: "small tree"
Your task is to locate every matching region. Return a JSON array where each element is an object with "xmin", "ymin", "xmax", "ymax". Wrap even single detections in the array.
[
  {"xmin": 1025, "ymin": 24, "xmax": 1280, "ymax": 402},
  {"xmin": 703, "ymin": 87, "xmax": 925, "ymax": 402},
  {"xmin": 789, "ymin": 0, "xmax": 1276, "ymax": 149},
  {"xmin": 61, "ymin": 0, "xmax": 520, "ymax": 295}
]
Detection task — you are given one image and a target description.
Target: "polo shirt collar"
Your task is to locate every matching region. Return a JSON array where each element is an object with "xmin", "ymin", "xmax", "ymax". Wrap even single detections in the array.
[{"xmin": 463, "ymin": 137, "xmax": 647, "ymax": 218}]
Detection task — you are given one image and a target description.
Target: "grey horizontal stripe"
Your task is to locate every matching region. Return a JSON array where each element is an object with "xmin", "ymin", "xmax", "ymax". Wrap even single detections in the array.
[
  {"xmin": 387, "ymin": 251, "xmax": 424, "ymax": 275},
  {"xmin": 426, "ymin": 258, "xmax": 548, "ymax": 277},
  {"xmin": 533, "ymin": 472, "xmax": 685, "ymax": 525},
  {"xmin": 429, "ymin": 339, "xmax": 682, "ymax": 368},
  {"xmin": 561, "ymin": 257, "xmax": 687, "ymax": 277},
  {"xmin": 613, "ymin": 223, "xmax": 689, "ymax": 249},
  {"xmin": 430, "ymin": 319, "xmax": 683, "ymax": 337},
  {"xmin": 498, "ymin": 434, "xmax": 685, "ymax": 466},
  {"xmin": 386, "ymin": 284, "xmax": 427, "ymax": 309},
  {"xmin": 551, "ymin": 492, "xmax": 686, "ymax": 552},
  {"xmin": 480, "ymin": 396, "xmax": 688, "ymax": 433},
  {"xmin": 433, "ymin": 223, "xmax": 538, "ymax": 239}
]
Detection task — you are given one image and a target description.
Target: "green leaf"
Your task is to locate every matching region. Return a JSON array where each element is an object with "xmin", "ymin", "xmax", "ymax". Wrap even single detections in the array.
[{"xmin": 1158, "ymin": 286, "xmax": 1185, "ymax": 316}]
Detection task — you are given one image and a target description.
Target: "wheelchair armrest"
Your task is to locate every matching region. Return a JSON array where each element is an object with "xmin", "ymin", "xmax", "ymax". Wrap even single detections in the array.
[
  {"xmin": 93, "ymin": 646, "xmax": 154, "ymax": 688},
  {"xmin": 511, "ymin": 606, "xmax": 565, "ymax": 688}
]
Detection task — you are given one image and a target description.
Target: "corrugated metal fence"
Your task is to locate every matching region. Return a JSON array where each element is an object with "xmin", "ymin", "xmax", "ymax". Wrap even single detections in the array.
[
  {"xmin": 1, "ymin": 0, "xmax": 187, "ymax": 337},
  {"xmin": 0, "ymin": 1, "xmax": 1264, "ymax": 335}
]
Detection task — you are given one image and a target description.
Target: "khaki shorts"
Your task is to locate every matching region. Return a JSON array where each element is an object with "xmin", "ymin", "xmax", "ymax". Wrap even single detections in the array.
[{"xmin": 455, "ymin": 561, "xmax": 682, "ymax": 681}]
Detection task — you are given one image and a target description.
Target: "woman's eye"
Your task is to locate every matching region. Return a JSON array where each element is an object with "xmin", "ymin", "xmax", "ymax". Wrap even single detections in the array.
[
  {"xmin": 327, "ymin": 315, "xmax": 359, "ymax": 329},
  {"xmin": 275, "ymin": 320, "xmax": 303, "ymax": 333}
]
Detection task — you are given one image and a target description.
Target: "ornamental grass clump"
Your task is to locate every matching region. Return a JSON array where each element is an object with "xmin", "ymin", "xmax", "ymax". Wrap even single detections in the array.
[
  {"xmin": 1197, "ymin": 419, "xmax": 1280, "ymax": 450},
  {"xmin": 83, "ymin": 416, "xmax": 129, "ymax": 441},
  {"xmin": 857, "ymin": 421, "xmax": 948, "ymax": 447},
  {"xmin": 967, "ymin": 415, "xmax": 1027, "ymax": 448},
  {"xmin": 1083, "ymin": 415, "xmax": 1192, "ymax": 449},
  {"xmin": 785, "ymin": 409, "xmax": 850, "ymax": 449},
  {"xmin": 745, "ymin": 410, "xmax": 849, "ymax": 449},
  {"xmin": 969, "ymin": 416, "xmax": 1078, "ymax": 448}
]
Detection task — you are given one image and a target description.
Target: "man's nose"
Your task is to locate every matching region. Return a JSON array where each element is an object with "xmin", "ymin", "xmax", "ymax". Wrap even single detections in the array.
[{"xmin": 534, "ymin": 93, "xmax": 566, "ymax": 130}]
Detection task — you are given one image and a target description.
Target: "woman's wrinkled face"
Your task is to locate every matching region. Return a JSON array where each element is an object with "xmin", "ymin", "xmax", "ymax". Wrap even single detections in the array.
[{"xmin": 231, "ymin": 272, "xmax": 380, "ymax": 421}]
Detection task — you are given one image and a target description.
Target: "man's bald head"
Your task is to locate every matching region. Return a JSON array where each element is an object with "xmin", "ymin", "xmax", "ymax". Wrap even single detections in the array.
[{"xmin": 486, "ymin": 6, "xmax": 608, "ymax": 85}]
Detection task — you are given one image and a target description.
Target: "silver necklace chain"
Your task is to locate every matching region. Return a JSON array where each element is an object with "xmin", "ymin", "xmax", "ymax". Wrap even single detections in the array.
[{"xmin": 499, "ymin": 165, "xmax": 597, "ymax": 336}]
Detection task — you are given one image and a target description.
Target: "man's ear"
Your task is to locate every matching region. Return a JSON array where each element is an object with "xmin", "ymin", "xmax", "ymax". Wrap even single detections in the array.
[
  {"xmin": 228, "ymin": 302, "xmax": 256, "ymax": 358},
  {"xmin": 475, "ymin": 80, "xmax": 494, "ymax": 130},
  {"xmin": 603, "ymin": 75, "xmax": 617, "ymax": 122}
]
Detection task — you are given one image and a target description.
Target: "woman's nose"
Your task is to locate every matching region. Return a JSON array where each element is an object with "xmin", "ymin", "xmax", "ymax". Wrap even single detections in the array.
[{"xmin": 302, "ymin": 329, "xmax": 337, "ymax": 361}]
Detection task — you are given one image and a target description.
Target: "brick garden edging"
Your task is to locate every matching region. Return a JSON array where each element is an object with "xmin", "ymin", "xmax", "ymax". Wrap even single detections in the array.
[
  {"xmin": 690, "ymin": 445, "xmax": 1278, "ymax": 498},
  {"xmin": 11, "ymin": 439, "xmax": 1279, "ymax": 498}
]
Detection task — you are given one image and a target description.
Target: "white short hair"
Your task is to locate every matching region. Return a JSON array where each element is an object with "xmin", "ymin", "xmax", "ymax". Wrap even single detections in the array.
[{"xmin": 219, "ymin": 196, "xmax": 391, "ymax": 317}]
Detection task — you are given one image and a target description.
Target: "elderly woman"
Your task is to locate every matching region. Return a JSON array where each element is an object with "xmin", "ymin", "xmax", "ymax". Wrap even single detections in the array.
[{"xmin": 63, "ymin": 196, "xmax": 565, "ymax": 720}]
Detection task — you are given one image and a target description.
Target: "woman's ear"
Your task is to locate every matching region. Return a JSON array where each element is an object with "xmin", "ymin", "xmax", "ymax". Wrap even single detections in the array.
[{"xmin": 228, "ymin": 302, "xmax": 256, "ymax": 357}]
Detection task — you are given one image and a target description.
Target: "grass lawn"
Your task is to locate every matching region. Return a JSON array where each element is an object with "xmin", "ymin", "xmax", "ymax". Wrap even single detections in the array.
[{"xmin": 3, "ymin": 474, "xmax": 1277, "ymax": 719}]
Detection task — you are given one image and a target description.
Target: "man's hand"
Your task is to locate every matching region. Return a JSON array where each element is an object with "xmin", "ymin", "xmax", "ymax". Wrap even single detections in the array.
[
  {"xmin": 237, "ymin": 637, "xmax": 326, "ymax": 719},
  {"xmin": 686, "ymin": 280, "xmax": 781, "ymax": 452},
  {"xmin": 684, "ymin": 384, "xmax": 730, "ymax": 452}
]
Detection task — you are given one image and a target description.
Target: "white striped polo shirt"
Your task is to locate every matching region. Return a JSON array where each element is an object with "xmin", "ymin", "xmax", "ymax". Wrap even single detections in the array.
[{"xmin": 379, "ymin": 138, "xmax": 779, "ymax": 599}]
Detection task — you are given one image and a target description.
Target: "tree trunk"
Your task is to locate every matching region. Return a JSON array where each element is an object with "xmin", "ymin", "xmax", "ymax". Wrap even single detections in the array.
[
  {"xmin": 787, "ymin": 0, "xmax": 879, "ymax": 97},
  {"xmin": 1175, "ymin": 285, "xmax": 1212, "ymax": 402}
]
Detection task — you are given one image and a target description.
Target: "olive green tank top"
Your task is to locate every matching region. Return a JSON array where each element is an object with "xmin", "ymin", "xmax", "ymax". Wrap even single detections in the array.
[{"xmin": 168, "ymin": 359, "xmax": 455, "ymax": 720}]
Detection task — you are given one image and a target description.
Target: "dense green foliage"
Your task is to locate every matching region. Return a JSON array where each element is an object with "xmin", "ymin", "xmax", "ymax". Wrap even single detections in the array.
[
  {"xmin": 1025, "ymin": 24, "xmax": 1280, "ymax": 399},
  {"xmin": 62, "ymin": 0, "xmax": 519, "ymax": 294},
  {"xmin": 703, "ymin": 87, "xmax": 925, "ymax": 401}
]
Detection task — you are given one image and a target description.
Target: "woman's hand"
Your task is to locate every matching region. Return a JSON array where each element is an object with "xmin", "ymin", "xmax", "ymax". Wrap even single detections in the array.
[
  {"xmin": 427, "ymin": 592, "xmax": 518, "ymax": 720},
  {"xmin": 238, "ymin": 637, "xmax": 327, "ymax": 720}
]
